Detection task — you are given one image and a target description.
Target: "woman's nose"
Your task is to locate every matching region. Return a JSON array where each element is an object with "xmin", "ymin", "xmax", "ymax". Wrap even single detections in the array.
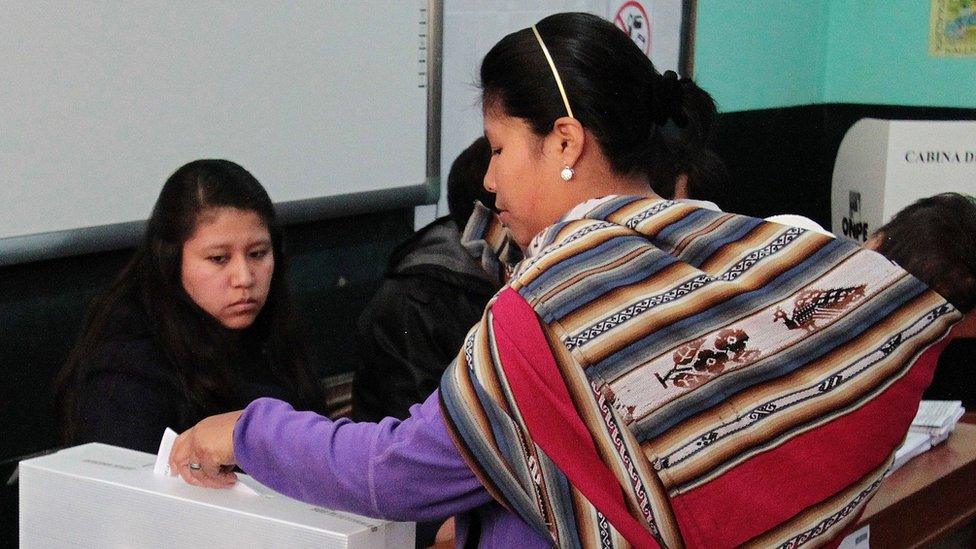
[
  {"xmin": 483, "ymin": 173, "xmax": 497, "ymax": 193},
  {"xmin": 230, "ymin": 257, "xmax": 255, "ymax": 287}
]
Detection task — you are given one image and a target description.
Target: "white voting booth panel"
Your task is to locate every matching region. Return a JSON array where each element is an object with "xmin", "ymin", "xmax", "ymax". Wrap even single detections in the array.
[
  {"xmin": 20, "ymin": 443, "xmax": 413, "ymax": 548},
  {"xmin": 831, "ymin": 119, "xmax": 976, "ymax": 243}
]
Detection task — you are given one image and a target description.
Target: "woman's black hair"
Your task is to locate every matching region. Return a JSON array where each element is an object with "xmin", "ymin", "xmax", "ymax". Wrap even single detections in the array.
[
  {"xmin": 447, "ymin": 136, "xmax": 495, "ymax": 229},
  {"xmin": 56, "ymin": 159, "xmax": 324, "ymax": 444},
  {"xmin": 480, "ymin": 12, "xmax": 722, "ymax": 195}
]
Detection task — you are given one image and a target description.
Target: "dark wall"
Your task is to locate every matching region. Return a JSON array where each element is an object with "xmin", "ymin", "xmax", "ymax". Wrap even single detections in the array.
[
  {"xmin": 0, "ymin": 207, "xmax": 414, "ymax": 546},
  {"xmin": 711, "ymin": 103, "xmax": 976, "ymax": 225}
]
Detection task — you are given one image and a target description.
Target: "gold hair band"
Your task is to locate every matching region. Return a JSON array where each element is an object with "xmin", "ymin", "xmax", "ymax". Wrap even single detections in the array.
[{"xmin": 531, "ymin": 24, "xmax": 574, "ymax": 119}]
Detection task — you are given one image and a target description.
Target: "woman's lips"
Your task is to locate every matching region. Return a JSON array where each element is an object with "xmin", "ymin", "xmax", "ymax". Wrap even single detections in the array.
[{"xmin": 227, "ymin": 299, "xmax": 258, "ymax": 313}]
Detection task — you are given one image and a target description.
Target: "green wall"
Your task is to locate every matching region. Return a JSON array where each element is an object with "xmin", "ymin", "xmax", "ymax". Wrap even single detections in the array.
[
  {"xmin": 694, "ymin": 1, "xmax": 828, "ymax": 112},
  {"xmin": 824, "ymin": 1, "xmax": 976, "ymax": 106},
  {"xmin": 694, "ymin": 0, "xmax": 976, "ymax": 112}
]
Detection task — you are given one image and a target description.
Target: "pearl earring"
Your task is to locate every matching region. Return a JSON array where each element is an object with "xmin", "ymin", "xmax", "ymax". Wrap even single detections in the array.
[{"xmin": 560, "ymin": 165, "xmax": 575, "ymax": 181}]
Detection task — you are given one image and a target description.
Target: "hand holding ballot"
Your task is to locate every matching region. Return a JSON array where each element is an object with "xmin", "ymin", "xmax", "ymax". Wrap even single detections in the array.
[{"xmin": 169, "ymin": 410, "xmax": 242, "ymax": 489}]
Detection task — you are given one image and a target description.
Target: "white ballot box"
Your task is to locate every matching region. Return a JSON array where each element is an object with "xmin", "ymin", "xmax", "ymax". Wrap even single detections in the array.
[
  {"xmin": 19, "ymin": 443, "xmax": 414, "ymax": 548},
  {"xmin": 831, "ymin": 118, "xmax": 976, "ymax": 243}
]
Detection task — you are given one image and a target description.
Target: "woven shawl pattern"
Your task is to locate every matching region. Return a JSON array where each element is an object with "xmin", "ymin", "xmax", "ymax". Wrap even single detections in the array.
[{"xmin": 440, "ymin": 197, "xmax": 958, "ymax": 548}]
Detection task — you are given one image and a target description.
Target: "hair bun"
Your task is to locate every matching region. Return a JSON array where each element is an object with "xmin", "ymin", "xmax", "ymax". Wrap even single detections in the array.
[{"xmin": 652, "ymin": 70, "xmax": 688, "ymax": 127}]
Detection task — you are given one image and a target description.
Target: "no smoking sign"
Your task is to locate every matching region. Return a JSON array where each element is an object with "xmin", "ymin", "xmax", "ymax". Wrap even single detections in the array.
[{"xmin": 612, "ymin": 0, "xmax": 651, "ymax": 56}]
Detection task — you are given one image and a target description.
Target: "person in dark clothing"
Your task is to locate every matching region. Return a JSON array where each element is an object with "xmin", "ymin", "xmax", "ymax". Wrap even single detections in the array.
[
  {"xmin": 867, "ymin": 192, "xmax": 976, "ymax": 315},
  {"xmin": 55, "ymin": 159, "xmax": 326, "ymax": 454},
  {"xmin": 353, "ymin": 137, "xmax": 513, "ymax": 548},
  {"xmin": 866, "ymin": 191, "xmax": 976, "ymax": 410},
  {"xmin": 353, "ymin": 136, "xmax": 509, "ymax": 423}
]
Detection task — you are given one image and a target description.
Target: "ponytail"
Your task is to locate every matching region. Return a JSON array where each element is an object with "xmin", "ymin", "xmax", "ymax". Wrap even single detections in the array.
[{"xmin": 643, "ymin": 73, "xmax": 725, "ymax": 200}]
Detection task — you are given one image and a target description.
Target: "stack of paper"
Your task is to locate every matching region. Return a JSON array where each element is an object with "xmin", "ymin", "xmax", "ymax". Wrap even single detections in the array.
[
  {"xmin": 909, "ymin": 400, "xmax": 966, "ymax": 445},
  {"xmin": 890, "ymin": 431, "xmax": 932, "ymax": 473},
  {"xmin": 890, "ymin": 400, "xmax": 966, "ymax": 474}
]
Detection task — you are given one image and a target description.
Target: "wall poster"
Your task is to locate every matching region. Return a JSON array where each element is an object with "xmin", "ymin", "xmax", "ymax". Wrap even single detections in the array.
[{"xmin": 930, "ymin": 0, "xmax": 976, "ymax": 56}]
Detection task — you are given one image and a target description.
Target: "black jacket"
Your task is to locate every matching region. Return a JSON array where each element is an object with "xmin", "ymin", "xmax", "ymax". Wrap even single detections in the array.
[
  {"xmin": 925, "ymin": 338, "xmax": 976, "ymax": 409},
  {"xmin": 353, "ymin": 216, "xmax": 500, "ymax": 422},
  {"xmin": 66, "ymin": 300, "xmax": 301, "ymax": 454}
]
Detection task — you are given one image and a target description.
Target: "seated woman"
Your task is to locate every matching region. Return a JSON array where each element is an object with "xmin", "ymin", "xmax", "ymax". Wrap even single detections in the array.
[
  {"xmin": 169, "ymin": 15, "xmax": 971, "ymax": 548},
  {"xmin": 56, "ymin": 159, "xmax": 326, "ymax": 454}
]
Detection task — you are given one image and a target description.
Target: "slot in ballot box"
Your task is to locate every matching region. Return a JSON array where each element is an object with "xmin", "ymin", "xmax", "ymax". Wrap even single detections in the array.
[
  {"xmin": 831, "ymin": 118, "xmax": 976, "ymax": 243},
  {"xmin": 19, "ymin": 443, "xmax": 414, "ymax": 548}
]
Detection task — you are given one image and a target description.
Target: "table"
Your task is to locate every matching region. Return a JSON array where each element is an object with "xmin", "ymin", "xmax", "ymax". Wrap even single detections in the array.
[{"xmin": 854, "ymin": 419, "xmax": 976, "ymax": 548}]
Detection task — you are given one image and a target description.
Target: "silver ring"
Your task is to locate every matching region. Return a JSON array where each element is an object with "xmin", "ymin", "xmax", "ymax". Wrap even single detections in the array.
[{"xmin": 188, "ymin": 462, "xmax": 202, "ymax": 471}]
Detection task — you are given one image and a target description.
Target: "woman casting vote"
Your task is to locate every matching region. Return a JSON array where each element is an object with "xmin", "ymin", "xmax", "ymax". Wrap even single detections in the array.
[
  {"xmin": 57, "ymin": 159, "xmax": 326, "ymax": 455},
  {"xmin": 170, "ymin": 14, "xmax": 966, "ymax": 548}
]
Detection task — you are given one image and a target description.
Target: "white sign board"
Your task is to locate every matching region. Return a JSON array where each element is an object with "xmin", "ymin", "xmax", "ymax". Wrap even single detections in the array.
[{"xmin": 831, "ymin": 119, "xmax": 976, "ymax": 243}]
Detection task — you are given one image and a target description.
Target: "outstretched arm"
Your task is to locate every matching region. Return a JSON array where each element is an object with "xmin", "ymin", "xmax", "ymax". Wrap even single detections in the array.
[{"xmin": 170, "ymin": 390, "xmax": 491, "ymax": 521}]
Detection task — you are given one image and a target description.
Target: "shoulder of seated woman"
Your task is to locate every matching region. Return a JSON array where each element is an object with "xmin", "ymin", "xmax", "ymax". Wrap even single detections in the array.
[{"xmin": 83, "ymin": 337, "xmax": 174, "ymax": 382}]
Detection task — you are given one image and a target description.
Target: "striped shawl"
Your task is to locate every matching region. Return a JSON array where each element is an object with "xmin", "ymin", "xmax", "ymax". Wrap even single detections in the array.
[{"xmin": 439, "ymin": 197, "xmax": 959, "ymax": 548}]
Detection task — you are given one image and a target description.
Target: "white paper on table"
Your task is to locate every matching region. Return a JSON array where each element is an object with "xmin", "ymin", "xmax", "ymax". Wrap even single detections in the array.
[
  {"xmin": 888, "ymin": 431, "xmax": 932, "ymax": 474},
  {"xmin": 912, "ymin": 400, "xmax": 964, "ymax": 428},
  {"xmin": 154, "ymin": 427, "xmax": 259, "ymax": 496}
]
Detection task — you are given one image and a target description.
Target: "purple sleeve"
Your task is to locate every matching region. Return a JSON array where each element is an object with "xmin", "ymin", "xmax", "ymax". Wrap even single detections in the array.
[{"xmin": 233, "ymin": 390, "xmax": 492, "ymax": 521}]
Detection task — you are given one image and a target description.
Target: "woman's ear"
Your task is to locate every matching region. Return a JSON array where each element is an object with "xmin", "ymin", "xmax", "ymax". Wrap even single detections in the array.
[{"xmin": 548, "ymin": 116, "xmax": 585, "ymax": 167}]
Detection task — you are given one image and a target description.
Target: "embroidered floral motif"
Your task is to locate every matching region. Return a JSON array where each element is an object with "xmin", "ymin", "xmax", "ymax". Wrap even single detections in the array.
[
  {"xmin": 672, "ymin": 338, "xmax": 704, "ymax": 365},
  {"xmin": 671, "ymin": 371, "xmax": 711, "ymax": 389},
  {"xmin": 773, "ymin": 285, "xmax": 867, "ymax": 332},
  {"xmin": 656, "ymin": 328, "xmax": 759, "ymax": 389},
  {"xmin": 714, "ymin": 328, "xmax": 748, "ymax": 353},
  {"xmin": 692, "ymin": 349, "xmax": 728, "ymax": 374}
]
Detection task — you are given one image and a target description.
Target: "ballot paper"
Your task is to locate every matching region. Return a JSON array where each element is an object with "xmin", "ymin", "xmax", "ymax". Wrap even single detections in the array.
[
  {"xmin": 154, "ymin": 427, "xmax": 259, "ymax": 496},
  {"xmin": 153, "ymin": 427, "xmax": 179, "ymax": 476},
  {"xmin": 20, "ymin": 443, "xmax": 414, "ymax": 548}
]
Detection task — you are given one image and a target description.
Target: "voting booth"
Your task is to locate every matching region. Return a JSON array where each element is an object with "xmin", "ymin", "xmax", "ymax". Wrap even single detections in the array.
[
  {"xmin": 830, "ymin": 119, "xmax": 976, "ymax": 243},
  {"xmin": 20, "ymin": 444, "xmax": 414, "ymax": 548}
]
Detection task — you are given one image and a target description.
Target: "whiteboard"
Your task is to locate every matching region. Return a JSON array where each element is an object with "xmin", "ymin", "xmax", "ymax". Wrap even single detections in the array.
[{"xmin": 0, "ymin": 1, "xmax": 441, "ymax": 264}]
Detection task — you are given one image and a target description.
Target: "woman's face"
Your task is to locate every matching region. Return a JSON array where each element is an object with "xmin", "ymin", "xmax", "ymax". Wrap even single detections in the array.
[
  {"xmin": 483, "ymin": 111, "xmax": 573, "ymax": 249},
  {"xmin": 180, "ymin": 207, "xmax": 274, "ymax": 330}
]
